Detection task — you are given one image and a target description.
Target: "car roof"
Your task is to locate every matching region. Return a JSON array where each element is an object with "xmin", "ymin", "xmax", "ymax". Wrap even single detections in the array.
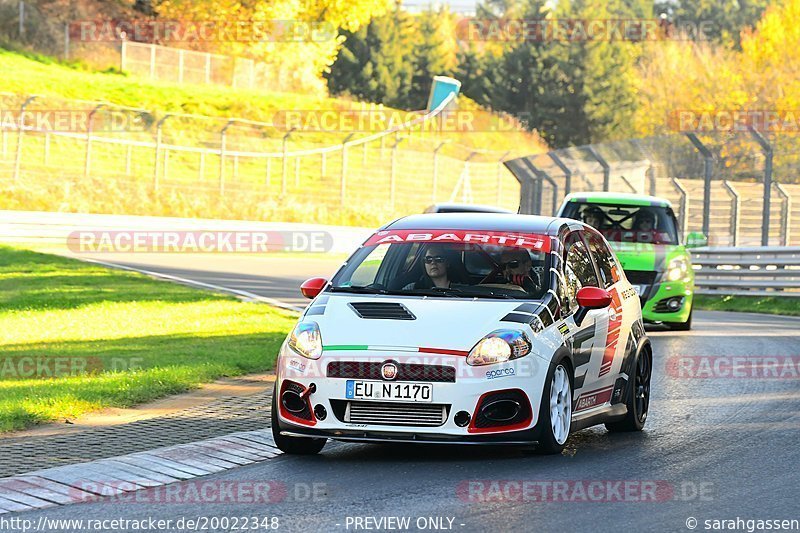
[
  {"xmin": 423, "ymin": 203, "xmax": 515, "ymax": 214},
  {"xmin": 382, "ymin": 213, "xmax": 578, "ymax": 236},
  {"xmin": 563, "ymin": 192, "xmax": 672, "ymax": 208}
]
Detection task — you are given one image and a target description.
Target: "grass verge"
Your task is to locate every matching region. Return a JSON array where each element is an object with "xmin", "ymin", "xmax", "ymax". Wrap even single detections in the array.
[
  {"xmin": 694, "ymin": 294, "xmax": 800, "ymax": 317},
  {"xmin": 0, "ymin": 245, "xmax": 297, "ymax": 433}
]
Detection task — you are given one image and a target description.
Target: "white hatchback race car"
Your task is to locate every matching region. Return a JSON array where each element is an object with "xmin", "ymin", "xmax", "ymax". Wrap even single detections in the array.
[{"xmin": 272, "ymin": 214, "xmax": 652, "ymax": 454}]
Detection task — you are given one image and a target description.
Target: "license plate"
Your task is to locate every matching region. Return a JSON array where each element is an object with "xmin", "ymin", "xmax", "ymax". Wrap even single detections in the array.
[{"xmin": 345, "ymin": 380, "xmax": 432, "ymax": 402}]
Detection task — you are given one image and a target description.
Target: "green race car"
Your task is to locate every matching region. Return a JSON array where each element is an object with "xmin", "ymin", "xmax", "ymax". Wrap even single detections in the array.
[{"xmin": 557, "ymin": 192, "xmax": 700, "ymax": 330}]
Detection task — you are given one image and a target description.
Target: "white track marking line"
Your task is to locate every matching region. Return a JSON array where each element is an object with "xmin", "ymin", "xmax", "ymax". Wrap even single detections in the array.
[{"xmin": 81, "ymin": 257, "xmax": 303, "ymax": 313}]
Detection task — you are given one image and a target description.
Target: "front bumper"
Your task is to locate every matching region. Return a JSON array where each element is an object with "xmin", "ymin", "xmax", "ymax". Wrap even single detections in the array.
[
  {"xmin": 641, "ymin": 278, "xmax": 694, "ymax": 323},
  {"xmin": 274, "ymin": 343, "xmax": 551, "ymax": 442}
]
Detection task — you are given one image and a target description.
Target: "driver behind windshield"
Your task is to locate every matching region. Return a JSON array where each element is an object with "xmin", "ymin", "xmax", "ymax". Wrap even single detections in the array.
[
  {"xmin": 500, "ymin": 248, "xmax": 541, "ymax": 293},
  {"xmin": 632, "ymin": 209, "xmax": 657, "ymax": 232},
  {"xmin": 582, "ymin": 206, "xmax": 605, "ymax": 229}
]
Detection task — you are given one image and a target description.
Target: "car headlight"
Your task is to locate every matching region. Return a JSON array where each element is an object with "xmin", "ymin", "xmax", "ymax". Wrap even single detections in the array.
[
  {"xmin": 666, "ymin": 256, "xmax": 690, "ymax": 282},
  {"xmin": 467, "ymin": 330, "xmax": 532, "ymax": 366},
  {"xmin": 288, "ymin": 321, "xmax": 323, "ymax": 360}
]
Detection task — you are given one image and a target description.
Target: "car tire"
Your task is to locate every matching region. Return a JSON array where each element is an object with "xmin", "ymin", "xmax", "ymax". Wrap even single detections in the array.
[
  {"xmin": 605, "ymin": 347, "xmax": 652, "ymax": 433},
  {"xmin": 536, "ymin": 359, "xmax": 573, "ymax": 455},
  {"xmin": 271, "ymin": 386, "xmax": 327, "ymax": 455},
  {"xmin": 667, "ymin": 307, "xmax": 692, "ymax": 331}
]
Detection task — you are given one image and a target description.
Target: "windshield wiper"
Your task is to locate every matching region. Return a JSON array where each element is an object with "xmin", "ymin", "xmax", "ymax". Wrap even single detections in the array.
[
  {"xmin": 409, "ymin": 287, "xmax": 468, "ymax": 298},
  {"xmin": 329, "ymin": 285, "xmax": 390, "ymax": 295},
  {"xmin": 412, "ymin": 287, "xmax": 520, "ymax": 300}
]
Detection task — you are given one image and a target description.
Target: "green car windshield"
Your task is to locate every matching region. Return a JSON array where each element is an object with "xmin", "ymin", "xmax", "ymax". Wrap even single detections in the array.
[{"xmin": 562, "ymin": 202, "xmax": 679, "ymax": 246}]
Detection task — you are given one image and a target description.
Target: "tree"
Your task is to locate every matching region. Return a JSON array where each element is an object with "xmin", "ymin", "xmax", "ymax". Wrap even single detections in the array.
[
  {"xmin": 408, "ymin": 8, "xmax": 459, "ymax": 107},
  {"xmin": 654, "ymin": 0, "xmax": 770, "ymax": 48},
  {"xmin": 459, "ymin": 0, "xmax": 643, "ymax": 147},
  {"xmin": 326, "ymin": 6, "xmax": 415, "ymax": 107}
]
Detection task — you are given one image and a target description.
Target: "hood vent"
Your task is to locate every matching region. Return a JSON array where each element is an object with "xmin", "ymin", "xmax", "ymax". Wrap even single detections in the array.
[{"xmin": 348, "ymin": 302, "xmax": 416, "ymax": 320}]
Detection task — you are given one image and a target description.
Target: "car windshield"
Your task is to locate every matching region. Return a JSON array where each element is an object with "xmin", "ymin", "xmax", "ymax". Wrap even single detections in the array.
[
  {"xmin": 562, "ymin": 202, "xmax": 679, "ymax": 245},
  {"xmin": 330, "ymin": 230, "xmax": 552, "ymax": 300}
]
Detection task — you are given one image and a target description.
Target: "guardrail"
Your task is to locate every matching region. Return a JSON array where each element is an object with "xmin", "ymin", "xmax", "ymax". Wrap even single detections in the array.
[{"xmin": 691, "ymin": 247, "xmax": 800, "ymax": 297}]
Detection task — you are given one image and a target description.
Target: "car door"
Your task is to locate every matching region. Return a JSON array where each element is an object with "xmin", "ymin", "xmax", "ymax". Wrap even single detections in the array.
[
  {"xmin": 585, "ymin": 231, "xmax": 631, "ymax": 386},
  {"xmin": 561, "ymin": 231, "xmax": 612, "ymax": 409}
]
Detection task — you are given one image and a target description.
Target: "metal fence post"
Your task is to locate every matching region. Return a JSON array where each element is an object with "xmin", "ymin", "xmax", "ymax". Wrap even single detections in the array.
[
  {"xmin": 340, "ymin": 134, "xmax": 355, "ymax": 206},
  {"xmin": 84, "ymin": 103, "xmax": 105, "ymax": 179},
  {"xmin": 13, "ymin": 96, "xmax": 36, "ymax": 183},
  {"xmin": 163, "ymin": 149, "xmax": 170, "ymax": 181},
  {"xmin": 686, "ymin": 133, "xmax": 713, "ymax": 238},
  {"xmin": 773, "ymin": 182, "xmax": 791, "ymax": 246},
  {"xmin": 548, "ymin": 152, "xmax": 572, "ymax": 196},
  {"xmin": 153, "ymin": 114, "xmax": 170, "ymax": 192},
  {"xmin": 390, "ymin": 137, "xmax": 405, "ymax": 209},
  {"xmin": 671, "ymin": 177, "xmax": 689, "ymax": 239},
  {"xmin": 748, "ymin": 128, "xmax": 773, "ymax": 246},
  {"xmin": 432, "ymin": 140, "xmax": 450, "ymax": 202},
  {"xmin": 63, "ymin": 23, "xmax": 69, "ymax": 60},
  {"xmin": 722, "ymin": 180, "xmax": 740, "ymax": 247},
  {"xmin": 149, "ymin": 43, "xmax": 156, "ymax": 80},
  {"xmin": 496, "ymin": 151, "xmax": 510, "ymax": 205},
  {"xmin": 586, "ymin": 146, "xmax": 610, "ymax": 191},
  {"xmin": 521, "ymin": 159, "xmax": 556, "ymax": 215},
  {"xmin": 18, "ymin": 1, "xmax": 24, "ymax": 38},
  {"xmin": 646, "ymin": 164, "xmax": 657, "ymax": 197},
  {"xmin": 502, "ymin": 157, "xmax": 538, "ymax": 214},
  {"xmin": 281, "ymin": 128, "xmax": 294, "ymax": 195},
  {"xmin": 219, "ymin": 120, "xmax": 233, "ymax": 196}
]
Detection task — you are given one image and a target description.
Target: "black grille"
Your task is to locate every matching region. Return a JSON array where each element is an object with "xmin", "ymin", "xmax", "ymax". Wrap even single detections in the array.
[
  {"xmin": 348, "ymin": 302, "xmax": 416, "ymax": 320},
  {"xmin": 327, "ymin": 361, "xmax": 456, "ymax": 383},
  {"xmin": 330, "ymin": 400, "xmax": 449, "ymax": 427},
  {"xmin": 624, "ymin": 270, "xmax": 657, "ymax": 284}
]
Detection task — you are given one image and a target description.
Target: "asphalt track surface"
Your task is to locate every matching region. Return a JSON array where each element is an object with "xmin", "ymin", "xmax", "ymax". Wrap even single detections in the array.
[{"xmin": 8, "ymin": 254, "xmax": 800, "ymax": 533}]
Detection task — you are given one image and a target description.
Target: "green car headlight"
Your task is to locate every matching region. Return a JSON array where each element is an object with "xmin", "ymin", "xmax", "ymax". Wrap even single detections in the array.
[{"xmin": 666, "ymin": 256, "xmax": 690, "ymax": 282}]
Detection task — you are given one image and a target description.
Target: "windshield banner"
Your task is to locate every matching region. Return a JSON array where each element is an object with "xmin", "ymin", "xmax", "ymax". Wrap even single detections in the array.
[{"xmin": 364, "ymin": 230, "xmax": 551, "ymax": 252}]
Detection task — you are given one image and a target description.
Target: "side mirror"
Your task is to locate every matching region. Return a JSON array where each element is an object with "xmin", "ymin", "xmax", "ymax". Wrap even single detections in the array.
[
  {"xmin": 685, "ymin": 231, "xmax": 708, "ymax": 249},
  {"xmin": 574, "ymin": 286, "xmax": 612, "ymax": 326},
  {"xmin": 300, "ymin": 277, "xmax": 328, "ymax": 300}
]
